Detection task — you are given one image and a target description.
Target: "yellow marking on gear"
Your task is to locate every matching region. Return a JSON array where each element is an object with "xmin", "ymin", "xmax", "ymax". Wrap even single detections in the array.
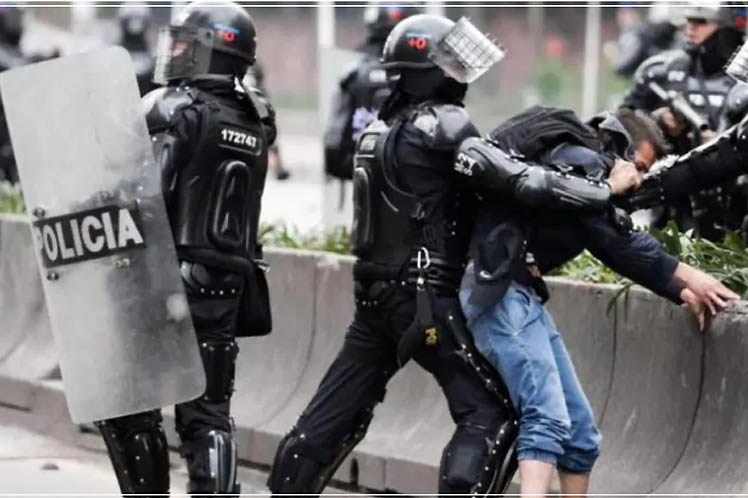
[{"xmin": 425, "ymin": 327, "xmax": 438, "ymax": 346}]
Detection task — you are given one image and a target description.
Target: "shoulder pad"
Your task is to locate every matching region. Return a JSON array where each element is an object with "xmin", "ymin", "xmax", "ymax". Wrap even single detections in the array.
[
  {"xmin": 411, "ymin": 104, "xmax": 479, "ymax": 149},
  {"xmin": 725, "ymin": 82, "xmax": 748, "ymax": 124},
  {"xmin": 633, "ymin": 49, "xmax": 690, "ymax": 84},
  {"xmin": 141, "ymin": 86, "xmax": 195, "ymax": 132}
]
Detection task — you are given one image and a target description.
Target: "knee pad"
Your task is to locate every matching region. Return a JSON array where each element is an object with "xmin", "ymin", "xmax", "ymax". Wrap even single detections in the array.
[
  {"xmin": 267, "ymin": 429, "xmax": 327, "ymax": 494},
  {"xmin": 198, "ymin": 340, "xmax": 239, "ymax": 403},
  {"xmin": 96, "ymin": 412, "xmax": 170, "ymax": 497},
  {"xmin": 439, "ymin": 419, "xmax": 519, "ymax": 496},
  {"xmin": 181, "ymin": 429, "xmax": 239, "ymax": 497},
  {"xmin": 267, "ymin": 405, "xmax": 375, "ymax": 495}
]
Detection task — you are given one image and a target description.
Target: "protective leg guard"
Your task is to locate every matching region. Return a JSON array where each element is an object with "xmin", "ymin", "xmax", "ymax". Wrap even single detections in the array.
[
  {"xmin": 95, "ymin": 413, "xmax": 170, "ymax": 498},
  {"xmin": 267, "ymin": 406, "xmax": 375, "ymax": 494},
  {"xmin": 439, "ymin": 419, "xmax": 519, "ymax": 496},
  {"xmin": 198, "ymin": 339, "xmax": 239, "ymax": 403},
  {"xmin": 181, "ymin": 429, "xmax": 239, "ymax": 497},
  {"xmin": 442, "ymin": 310, "xmax": 520, "ymax": 495}
]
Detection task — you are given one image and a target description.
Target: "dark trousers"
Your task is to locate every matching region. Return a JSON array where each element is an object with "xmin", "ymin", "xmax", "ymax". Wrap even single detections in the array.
[
  {"xmin": 99, "ymin": 264, "xmax": 243, "ymax": 495},
  {"xmin": 281, "ymin": 286, "xmax": 507, "ymax": 492}
]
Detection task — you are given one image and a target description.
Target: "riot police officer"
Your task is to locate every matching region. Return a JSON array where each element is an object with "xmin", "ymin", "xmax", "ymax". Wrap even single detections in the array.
[
  {"xmin": 117, "ymin": 4, "xmax": 156, "ymax": 95},
  {"xmin": 0, "ymin": 5, "xmax": 26, "ymax": 183},
  {"xmin": 95, "ymin": 3, "xmax": 275, "ymax": 496},
  {"xmin": 323, "ymin": 3, "xmax": 420, "ymax": 180},
  {"xmin": 621, "ymin": 1, "xmax": 747, "ymax": 239},
  {"xmin": 268, "ymin": 14, "xmax": 625, "ymax": 496},
  {"xmin": 614, "ymin": 2, "xmax": 680, "ymax": 78}
]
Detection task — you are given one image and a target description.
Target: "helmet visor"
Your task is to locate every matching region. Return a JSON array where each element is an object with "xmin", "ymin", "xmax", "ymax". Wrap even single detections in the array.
[
  {"xmin": 153, "ymin": 26, "xmax": 214, "ymax": 85},
  {"xmin": 428, "ymin": 17, "xmax": 505, "ymax": 84}
]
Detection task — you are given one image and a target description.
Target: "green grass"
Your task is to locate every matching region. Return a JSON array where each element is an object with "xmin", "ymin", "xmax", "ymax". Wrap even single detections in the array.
[
  {"xmin": 259, "ymin": 222, "xmax": 351, "ymax": 255},
  {"xmin": 0, "ymin": 181, "xmax": 25, "ymax": 214}
]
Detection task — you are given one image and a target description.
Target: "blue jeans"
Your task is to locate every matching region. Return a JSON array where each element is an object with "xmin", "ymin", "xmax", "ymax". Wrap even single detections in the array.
[{"xmin": 460, "ymin": 281, "xmax": 602, "ymax": 473}]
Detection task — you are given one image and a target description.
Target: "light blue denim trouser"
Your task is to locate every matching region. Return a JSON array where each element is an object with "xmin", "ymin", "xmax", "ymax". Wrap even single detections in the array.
[{"xmin": 460, "ymin": 281, "xmax": 602, "ymax": 473}]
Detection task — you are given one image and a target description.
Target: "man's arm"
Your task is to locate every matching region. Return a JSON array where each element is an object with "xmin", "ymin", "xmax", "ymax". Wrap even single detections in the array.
[
  {"xmin": 578, "ymin": 215, "xmax": 739, "ymax": 322},
  {"xmin": 454, "ymin": 137, "xmax": 635, "ymax": 210},
  {"xmin": 578, "ymin": 214, "xmax": 686, "ymax": 303}
]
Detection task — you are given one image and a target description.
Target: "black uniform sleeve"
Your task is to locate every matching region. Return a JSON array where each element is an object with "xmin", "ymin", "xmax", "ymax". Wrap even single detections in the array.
[
  {"xmin": 578, "ymin": 214, "xmax": 684, "ymax": 303},
  {"xmin": 323, "ymin": 69, "xmax": 356, "ymax": 178},
  {"xmin": 619, "ymin": 130, "xmax": 748, "ymax": 211},
  {"xmin": 455, "ymin": 138, "xmax": 612, "ymax": 210}
]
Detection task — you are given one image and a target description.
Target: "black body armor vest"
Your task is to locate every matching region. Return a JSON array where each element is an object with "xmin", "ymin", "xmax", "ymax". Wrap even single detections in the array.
[
  {"xmin": 351, "ymin": 104, "xmax": 475, "ymax": 291},
  {"xmin": 145, "ymin": 85, "xmax": 268, "ymax": 273}
]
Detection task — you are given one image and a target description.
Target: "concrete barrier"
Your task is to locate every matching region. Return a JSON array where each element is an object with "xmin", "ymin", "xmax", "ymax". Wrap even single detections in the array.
[
  {"xmin": 656, "ymin": 303, "xmax": 748, "ymax": 495},
  {"xmin": 5, "ymin": 214, "xmax": 748, "ymax": 494},
  {"xmin": 247, "ymin": 253, "xmax": 352, "ymax": 472},
  {"xmin": 590, "ymin": 288, "xmax": 702, "ymax": 494},
  {"xmin": 232, "ymin": 249, "xmax": 318, "ymax": 461},
  {"xmin": 544, "ymin": 278, "xmax": 618, "ymax": 422},
  {"xmin": 0, "ymin": 215, "xmax": 56, "ymax": 381}
]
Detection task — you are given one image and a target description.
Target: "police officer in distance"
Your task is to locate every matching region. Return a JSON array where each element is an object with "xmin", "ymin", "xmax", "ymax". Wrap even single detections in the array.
[
  {"xmin": 0, "ymin": 5, "xmax": 26, "ymax": 184},
  {"xmin": 621, "ymin": 1, "xmax": 747, "ymax": 239},
  {"xmin": 323, "ymin": 3, "xmax": 420, "ymax": 180},
  {"xmin": 614, "ymin": 3, "xmax": 681, "ymax": 78},
  {"xmin": 95, "ymin": 3, "xmax": 275, "ymax": 496},
  {"xmin": 268, "ymin": 14, "xmax": 640, "ymax": 496},
  {"xmin": 117, "ymin": 4, "xmax": 156, "ymax": 96}
]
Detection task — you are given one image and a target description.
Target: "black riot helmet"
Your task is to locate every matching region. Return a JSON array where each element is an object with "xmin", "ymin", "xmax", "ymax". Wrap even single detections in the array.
[
  {"xmin": 0, "ymin": 6, "xmax": 23, "ymax": 47},
  {"xmin": 364, "ymin": 3, "xmax": 422, "ymax": 42},
  {"xmin": 381, "ymin": 15, "xmax": 505, "ymax": 100},
  {"xmin": 154, "ymin": 1, "xmax": 257, "ymax": 84}
]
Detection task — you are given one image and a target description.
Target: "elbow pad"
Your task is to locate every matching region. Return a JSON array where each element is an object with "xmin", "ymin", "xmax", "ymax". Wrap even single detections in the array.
[
  {"xmin": 455, "ymin": 137, "xmax": 526, "ymax": 188},
  {"xmin": 455, "ymin": 137, "xmax": 611, "ymax": 210}
]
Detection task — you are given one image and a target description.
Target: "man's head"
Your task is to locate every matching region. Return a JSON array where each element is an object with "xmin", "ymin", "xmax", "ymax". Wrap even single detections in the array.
[
  {"xmin": 615, "ymin": 108, "xmax": 671, "ymax": 172},
  {"xmin": 685, "ymin": 16, "xmax": 720, "ymax": 45}
]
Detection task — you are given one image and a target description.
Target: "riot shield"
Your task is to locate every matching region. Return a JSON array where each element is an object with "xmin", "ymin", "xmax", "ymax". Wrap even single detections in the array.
[{"xmin": 0, "ymin": 47, "xmax": 205, "ymax": 423}]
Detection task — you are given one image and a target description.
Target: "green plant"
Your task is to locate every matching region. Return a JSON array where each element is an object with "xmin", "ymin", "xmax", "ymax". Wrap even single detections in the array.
[
  {"xmin": 554, "ymin": 221, "xmax": 748, "ymax": 299},
  {"xmin": 259, "ymin": 222, "xmax": 351, "ymax": 255},
  {"xmin": 0, "ymin": 181, "xmax": 25, "ymax": 214}
]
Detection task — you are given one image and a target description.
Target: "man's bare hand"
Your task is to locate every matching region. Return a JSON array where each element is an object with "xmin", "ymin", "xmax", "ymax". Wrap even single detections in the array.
[
  {"xmin": 680, "ymin": 287, "xmax": 707, "ymax": 331},
  {"xmin": 674, "ymin": 263, "xmax": 739, "ymax": 316},
  {"xmin": 607, "ymin": 159, "xmax": 643, "ymax": 195}
]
